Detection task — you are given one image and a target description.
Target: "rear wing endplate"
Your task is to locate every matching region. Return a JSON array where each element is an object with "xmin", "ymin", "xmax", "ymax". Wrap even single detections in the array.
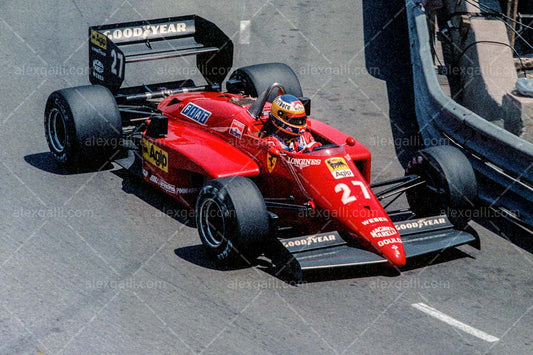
[{"xmin": 89, "ymin": 15, "xmax": 233, "ymax": 93}]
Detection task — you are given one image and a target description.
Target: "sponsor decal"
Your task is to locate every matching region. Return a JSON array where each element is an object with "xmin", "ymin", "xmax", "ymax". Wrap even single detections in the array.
[
  {"xmin": 394, "ymin": 217, "xmax": 447, "ymax": 231},
  {"xmin": 147, "ymin": 174, "xmax": 176, "ymax": 194},
  {"xmin": 229, "ymin": 119, "xmax": 245, "ymax": 139},
  {"xmin": 176, "ymin": 187, "xmax": 200, "ymax": 194},
  {"xmin": 282, "ymin": 234, "xmax": 337, "ymax": 248},
  {"xmin": 325, "ymin": 157, "xmax": 354, "ymax": 179},
  {"xmin": 92, "ymin": 59, "xmax": 104, "ymax": 74},
  {"xmin": 273, "ymin": 96, "xmax": 304, "ymax": 112},
  {"xmin": 142, "ymin": 139, "xmax": 168, "ymax": 172},
  {"xmin": 103, "ymin": 23, "xmax": 188, "ymax": 41},
  {"xmin": 92, "ymin": 72, "xmax": 104, "ymax": 81},
  {"xmin": 377, "ymin": 237, "xmax": 402, "ymax": 247},
  {"xmin": 90, "ymin": 45, "xmax": 106, "ymax": 57},
  {"xmin": 90, "ymin": 29, "xmax": 107, "ymax": 49},
  {"xmin": 267, "ymin": 152, "xmax": 277, "ymax": 173},
  {"xmin": 362, "ymin": 217, "xmax": 389, "ymax": 226},
  {"xmin": 286, "ymin": 157, "xmax": 321, "ymax": 169},
  {"xmin": 370, "ymin": 226, "xmax": 398, "ymax": 238},
  {"xmin": 159, "ymin": 179, "xmax": 176, "ymax": 194},
  {"xmin": 180, "ymin": 102, "xmax": 211, "ymax": 125}
]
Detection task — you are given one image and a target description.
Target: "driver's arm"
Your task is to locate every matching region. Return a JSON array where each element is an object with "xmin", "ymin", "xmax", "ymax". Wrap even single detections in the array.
[{"xmin": 301, "ymin": 131, "xmax": 321, "ymax": 151}]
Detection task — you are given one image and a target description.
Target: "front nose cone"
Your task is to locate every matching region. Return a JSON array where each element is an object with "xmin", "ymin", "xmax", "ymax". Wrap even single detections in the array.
[{"xmin": 382, "ymin": 243, "xmax": 406, "ymax": 267}]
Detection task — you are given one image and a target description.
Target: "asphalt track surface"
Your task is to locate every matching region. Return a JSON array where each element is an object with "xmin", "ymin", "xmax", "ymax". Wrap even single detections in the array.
[{"xmin": 1, "ymin": 1, "xmax": 532, "ymax": 354}]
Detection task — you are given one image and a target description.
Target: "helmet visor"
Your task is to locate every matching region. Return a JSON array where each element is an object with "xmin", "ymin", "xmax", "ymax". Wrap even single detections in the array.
[{"xmin": 287, "ymin": 112, "xmax": 307, "ymax": 126}]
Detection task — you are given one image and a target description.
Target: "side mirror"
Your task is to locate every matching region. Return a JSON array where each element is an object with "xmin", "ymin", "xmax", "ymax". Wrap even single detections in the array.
[{"xmin": 345, "ymin": 137, "xmax": 356, "ymax": 147}]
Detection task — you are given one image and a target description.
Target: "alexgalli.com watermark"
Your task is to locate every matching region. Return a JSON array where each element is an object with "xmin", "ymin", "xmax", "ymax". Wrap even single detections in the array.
[
  {"xmin": 15, "ymin": 64, "xmax": 90, "ymax": 77},
  {"xmin": 368, "ymin": 135, "xmax": 450, "ymax": 148},
  {"xmin": 369, "ymin": 278, "xmax": 450, "ymax": 290},
  {"xmin": 227, "ymin": 278, "xmax": 305, "ymax": 290},
  {"xmin": 13, "ymin": 207, "xmax": 94, "ymax": 219},
  {"xmin": 298, "ymin": 64, "xmax": 381, "ymax": 77},
  {"xmin": 86, "ymin": 278, "xmax": 165, "ymax": 290}
]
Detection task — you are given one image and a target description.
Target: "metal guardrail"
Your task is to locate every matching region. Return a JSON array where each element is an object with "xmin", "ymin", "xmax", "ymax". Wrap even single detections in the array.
[{"xmin": 405, "ymin": 1, "xmax": 533, "ymax": 228}]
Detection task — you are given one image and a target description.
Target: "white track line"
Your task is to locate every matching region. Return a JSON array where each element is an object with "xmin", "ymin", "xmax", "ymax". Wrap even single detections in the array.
[
  {"xmin": 239, "ymin": 20, "xmax": 251, "ymax": 44},
  {"xmin": 412, "ymin": 303, "xmax": 500, "ymax": 343}
]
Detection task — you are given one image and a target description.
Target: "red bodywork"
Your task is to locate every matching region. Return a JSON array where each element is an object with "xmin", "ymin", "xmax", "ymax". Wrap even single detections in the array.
[{"xmin": 141, "ymin": 92, "xmax": 406, "ymax": 267}]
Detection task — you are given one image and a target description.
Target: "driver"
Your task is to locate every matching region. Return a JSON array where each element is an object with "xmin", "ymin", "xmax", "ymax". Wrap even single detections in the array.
[{"xmin": 261, "ymin": 94, "xmax": 321, "ymax": 152}]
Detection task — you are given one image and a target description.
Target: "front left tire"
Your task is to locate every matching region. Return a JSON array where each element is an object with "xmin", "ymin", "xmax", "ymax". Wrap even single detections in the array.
[{"xmin": 196, "ymin": 176, "xmax": 270, "ymax": 265}]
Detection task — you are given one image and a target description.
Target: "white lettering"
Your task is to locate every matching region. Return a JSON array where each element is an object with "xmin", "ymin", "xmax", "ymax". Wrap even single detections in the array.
[
  {"xmin": 362, "ymin": 217, "xmax": 388, "ymax": 226},
  {"xmin": 103, "ymin": 23, "xmax": 188, "ymax": 40},
  {"xmin": 133, "ymin": 27, "xmax": 143, "ymax": 37},
  {"xmin": 286, "ymin": 158, "xmax": 321, "ymax": 169},
  {"xmin": 370, "ymin": 226, "xmax": 398, "ymax": 238},
  {"xmin": 123, "ymin": 28, "xmax": 132, "ymax": 38},
  {"xmin": 176, "ymin": 23, "xmax": 187, "ymax": 32},
  {"xmin": 377, "ymin": 237, "xmax": 402, "ymax": 247},
  {"xmin": 282, "ymin": 234, "xmax": 336, "ymax": 248},
  {"xmin": 394, "ymin": 217, "xmax": 448, "ymax": 231}
]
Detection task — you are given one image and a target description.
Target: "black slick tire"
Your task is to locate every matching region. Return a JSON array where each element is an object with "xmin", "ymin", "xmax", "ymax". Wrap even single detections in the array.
[
  {"xmin": 44, "ymin": 85, "xmax": 122, "ymax": 167},
  {"xmin": 226, "ymin": 62, "xmax": 303, "ymax": 101},
  {"xmin": 196, "ymin": 176, "xmax": 270, "ymax": 266},
  {"xmin": 405, "ymin": 146, "xmax": 478, "ymax": 229}
]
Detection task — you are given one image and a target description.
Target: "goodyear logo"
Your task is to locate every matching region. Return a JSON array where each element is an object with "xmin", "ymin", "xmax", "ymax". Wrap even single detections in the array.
[
  {"xmin": 282, "ymin": 234, "xmax": 337, "ymax": 248},
  {"xmin": 102, "ymin": 23, "xmax": 188, "ymax": 41},
  {"xmin": 90, "ymin": 29, "xmax": 107, "ymax": 50},
  {"xmin": 142, "ymin": 139, "xmax": 168, "ymax": 172},
  {"xmin": 325, "ymin": 157, "xmax": 354, "ymax": 179},
  {"xmin": 394, "ymin": 217, "xmax": 447, "ymax": 231},
  {"xmin": 181, "ymin": 103, "xmax": 211, "ymax": 125}
]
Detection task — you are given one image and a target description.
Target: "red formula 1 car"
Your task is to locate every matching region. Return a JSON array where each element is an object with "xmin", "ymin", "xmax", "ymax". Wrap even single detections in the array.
[{"xmin": 44, "ymin": 15, "xmax": 479, "ymax": 278}]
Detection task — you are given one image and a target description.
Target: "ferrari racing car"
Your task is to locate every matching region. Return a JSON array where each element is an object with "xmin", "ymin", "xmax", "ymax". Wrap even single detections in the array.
[{"xmin": 44, "ymin": 15, "xmax": 479, "ymax": 278}]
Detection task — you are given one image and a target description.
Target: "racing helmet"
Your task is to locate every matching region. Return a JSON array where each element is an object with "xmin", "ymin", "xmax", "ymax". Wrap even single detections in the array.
[{"xmin": 269, "ymin": 94, "xmax": 307, "ymax": 136}]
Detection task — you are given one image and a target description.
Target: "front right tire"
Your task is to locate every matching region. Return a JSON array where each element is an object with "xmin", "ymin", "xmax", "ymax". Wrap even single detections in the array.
[{"xmin": 405, "ymin": 146, "xmax": 478, "ymax": 229}]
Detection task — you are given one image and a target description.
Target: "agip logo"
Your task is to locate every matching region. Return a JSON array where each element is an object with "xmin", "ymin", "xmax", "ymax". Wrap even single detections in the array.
[
  {"xmin": 142, "ymin": 139, "xmax": 168, "ymax": 172},
  {"xmin": 90, "ymin": 29, "xmax": 107, "ymax": 49},
  {"xmin": 325, "ymin": 157, "xmax": 354, "ymax": 179}
]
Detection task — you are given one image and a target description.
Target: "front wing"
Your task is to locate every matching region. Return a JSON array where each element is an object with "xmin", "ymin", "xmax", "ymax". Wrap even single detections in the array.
[{"xmin": 271, "ymin": 216, "xmax": 477, "ymax": 276}]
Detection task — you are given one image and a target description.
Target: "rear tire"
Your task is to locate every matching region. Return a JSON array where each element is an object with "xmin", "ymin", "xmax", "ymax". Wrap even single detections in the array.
[
  {"xmin": 196, "ymin": 176, "xmax": 270, "ymax": 265},
  {"xmin": 44, "ymin": 85, "xmax": 122, "ymax": 167},
  {"xmin": 226, "ymin": 62, "xmax": 303, "ymax": 101},
  {"xmin": 405, "ymin": 146, "xmax": 478, "ymax": 229}
]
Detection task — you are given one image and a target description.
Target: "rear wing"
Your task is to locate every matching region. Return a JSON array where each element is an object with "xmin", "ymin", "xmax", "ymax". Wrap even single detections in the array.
[{"xmin": 89, "ymin": 15, "xmax": 233, "ymax": 93}]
